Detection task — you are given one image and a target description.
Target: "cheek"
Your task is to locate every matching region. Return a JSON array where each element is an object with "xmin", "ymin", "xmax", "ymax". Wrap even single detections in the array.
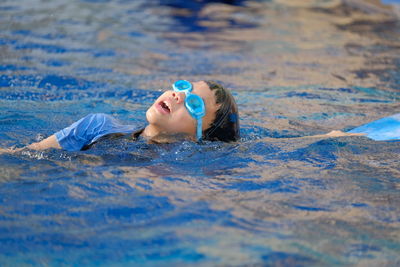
[
  {"xmin": 170, "ymin": 110, "xmax": 196, "ymax": 133},
  {"xmin": 202, "ymin": 107, "xmax": 218, "ymax": 131}
]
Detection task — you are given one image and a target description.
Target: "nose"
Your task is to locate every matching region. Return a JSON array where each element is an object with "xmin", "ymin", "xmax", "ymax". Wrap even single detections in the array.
[{"xmin": 172, "ymin": 91, "xmax": 185, "ymax": 104}]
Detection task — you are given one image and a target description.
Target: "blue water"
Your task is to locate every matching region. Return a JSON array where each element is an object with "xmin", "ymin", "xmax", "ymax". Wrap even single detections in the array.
[{"xmin": 1, "ymin": 0, "xmax": 400, "ymax": 266}]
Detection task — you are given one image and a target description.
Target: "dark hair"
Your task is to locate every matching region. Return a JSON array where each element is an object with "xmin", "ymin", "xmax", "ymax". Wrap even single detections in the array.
[{"xmin": 203, "ymin": 80, "xmax": 240, "ymax": 142}]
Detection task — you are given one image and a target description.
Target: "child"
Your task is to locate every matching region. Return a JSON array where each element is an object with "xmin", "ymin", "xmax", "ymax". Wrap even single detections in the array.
[{"xmin": 2, "ymin": 80, "xmax": 240, "ymax": 152}]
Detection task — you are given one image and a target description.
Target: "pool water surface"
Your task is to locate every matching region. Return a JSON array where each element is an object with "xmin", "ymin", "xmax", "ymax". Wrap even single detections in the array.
[{"xmin": 0, "ymin": 0, "xmax": 400, "ymax": 266}]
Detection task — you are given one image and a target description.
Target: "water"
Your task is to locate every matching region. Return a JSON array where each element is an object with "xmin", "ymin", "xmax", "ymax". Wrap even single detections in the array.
[{"xmin": 1, "ymin": 0, "xmax": 400, "ymax": 266}]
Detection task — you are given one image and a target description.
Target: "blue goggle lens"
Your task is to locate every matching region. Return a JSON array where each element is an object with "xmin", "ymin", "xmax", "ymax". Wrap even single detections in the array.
[
  {"xmin": 185, "ymin": 94, "xmax": 205, "ymax": 119},
  {"xmin": 173, "ymin": 80, "xmax": 192, "ymax": 92}
]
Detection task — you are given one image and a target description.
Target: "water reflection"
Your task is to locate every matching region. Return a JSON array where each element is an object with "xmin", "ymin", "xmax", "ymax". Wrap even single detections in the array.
[
  {"xmin": 158, "ymin": 0, "xmax": 258, "ymax": 32},
  {"xmin": 1, "ymin": 0, "xmax": 400, "ymax": 266}
]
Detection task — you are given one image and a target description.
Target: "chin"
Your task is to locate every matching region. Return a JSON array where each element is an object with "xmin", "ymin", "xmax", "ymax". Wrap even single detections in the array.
[
  {"xmin": 145, "ymin": 107, "xmax": 157, "ymax": 124},
  {"xmin": 146, "ymin": 107, "xmax": 168, "ymax": 130}
]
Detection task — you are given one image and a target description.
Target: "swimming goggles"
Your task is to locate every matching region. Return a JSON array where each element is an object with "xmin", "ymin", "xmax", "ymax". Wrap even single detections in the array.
[{"xmin": 172, "ymin": 80, "xmax": 205, "ymax": 141}]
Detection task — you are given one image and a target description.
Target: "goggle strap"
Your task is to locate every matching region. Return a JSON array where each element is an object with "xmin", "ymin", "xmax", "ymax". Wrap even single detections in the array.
[{"xmin": 196, "ymin": 118, "xmax": 202, "ymax": 141}]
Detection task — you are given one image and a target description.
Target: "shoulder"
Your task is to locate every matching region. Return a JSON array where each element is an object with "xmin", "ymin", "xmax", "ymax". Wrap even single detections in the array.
[
  {"xmin": 79, "ymin": 113, "xmax": 116, "ymax": 126},
  {"xmin": 83, "ymin": 113, "xmax": 113, "ymax": 121}
]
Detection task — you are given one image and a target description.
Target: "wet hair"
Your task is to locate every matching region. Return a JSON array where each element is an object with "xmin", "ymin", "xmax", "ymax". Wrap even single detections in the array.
[{"xmin": 203, "ymin": 80, "xmax": 240, "ymax": 142}]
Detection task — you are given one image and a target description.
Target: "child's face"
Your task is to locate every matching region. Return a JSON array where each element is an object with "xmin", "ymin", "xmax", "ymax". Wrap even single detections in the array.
[{"xmin": 146, "ymin": 81, "xmax": 219, "ymax": 140}]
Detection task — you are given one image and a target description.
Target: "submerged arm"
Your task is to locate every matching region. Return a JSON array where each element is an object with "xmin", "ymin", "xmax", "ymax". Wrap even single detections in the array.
[{"xmin": 303, "ymin": 130, "xmax": 365, "ymax": 139}]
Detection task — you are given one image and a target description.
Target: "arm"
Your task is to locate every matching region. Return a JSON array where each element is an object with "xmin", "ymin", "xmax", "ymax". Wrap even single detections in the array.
[
  {"xmin": 2, "ymin": 113, "xmax": 135, "ymax": 153},
  {"xmin": 0, "ymin": 135, "xmax": 61, "ymax": 154},
  {"xmin": 1, "ymin": 114, "xmax": 109, "ymax": 153},
  {"xmin": 26, "ymin": 134, "xmax": 61, "ymax": 150}
]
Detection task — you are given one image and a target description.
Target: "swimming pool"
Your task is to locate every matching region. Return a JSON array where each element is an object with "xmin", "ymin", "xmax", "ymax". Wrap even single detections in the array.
[{"xmin": 1, "ymin": 0, "xmax": 399, "ymax": 266}]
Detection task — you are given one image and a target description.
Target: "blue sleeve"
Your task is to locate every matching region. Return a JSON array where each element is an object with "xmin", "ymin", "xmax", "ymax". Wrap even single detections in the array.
[
  {"xmin": 347, "ymin": 113, "xmax": 400, "ymax": 141},
  {"xmin": 55, "ymin": 113, "xmax": 137, "ymax": 151}
]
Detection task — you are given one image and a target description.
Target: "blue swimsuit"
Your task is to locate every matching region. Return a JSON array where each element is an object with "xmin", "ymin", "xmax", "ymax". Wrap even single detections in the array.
[{"xmin": 55, "ymin": 113, "xmax": 141, "ymax": 151}]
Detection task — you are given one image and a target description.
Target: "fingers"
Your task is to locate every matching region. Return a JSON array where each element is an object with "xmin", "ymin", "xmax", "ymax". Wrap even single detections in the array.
[{"xmin": 0, "ymin": 147, "xmax": 23, "ymax": 154}]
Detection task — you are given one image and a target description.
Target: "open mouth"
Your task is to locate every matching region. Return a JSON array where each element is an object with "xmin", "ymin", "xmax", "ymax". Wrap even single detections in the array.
[{"xmin": 159, "ymin": 101, "xmax": 171, "ymax": 113}]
